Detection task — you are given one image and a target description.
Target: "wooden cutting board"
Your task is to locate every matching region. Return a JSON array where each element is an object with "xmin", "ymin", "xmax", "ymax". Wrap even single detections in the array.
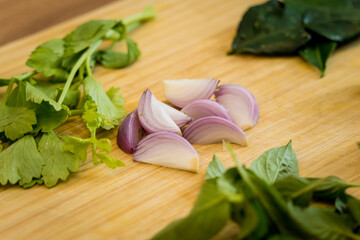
[{"xmin": 1, "ymin": 0, "xmax": 360, "ymax": 239}]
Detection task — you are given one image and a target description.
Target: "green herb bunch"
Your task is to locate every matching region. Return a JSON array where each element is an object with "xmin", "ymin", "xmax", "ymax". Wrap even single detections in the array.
[
  {"xmin": 230, "ymin": 0, "xmax": 360, "ymax": 77},
  {"xmin": 153, "ymin": 141, "xmax": 360, "ymax": 240},
  {"xmin": 0, "ymin": 7, "xmax": 156, "ymax": 188}
]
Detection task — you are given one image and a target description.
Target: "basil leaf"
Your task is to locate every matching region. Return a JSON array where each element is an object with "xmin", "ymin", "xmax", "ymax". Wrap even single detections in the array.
[
  {"xmin": 230, "ymin": 0, "xmax": 310, "ymax": 55},
  {"xmin": 205, "ymin": 154, "xmax": 226, "ymax": 180},
  {"xmin": 285, "ymin": 0, "xmax": 355, "ymax": 13},
  {"xmin": 304, "ymin": 8, "xmax": 360, "ymax": 42},
  {"xmin": 250, "ymin": 140, "xmax": 299, "ymax": 184},
  {"xmin": 288, "ymin": 203, "xmax": 360, "ymax": 240},
  {"xmin": 151, "ymin": 181, "xmax": 230, "ymax": 240},
  {"xmin": 299, "ymin": 41, "xmax": 337, "ymax": 77}
]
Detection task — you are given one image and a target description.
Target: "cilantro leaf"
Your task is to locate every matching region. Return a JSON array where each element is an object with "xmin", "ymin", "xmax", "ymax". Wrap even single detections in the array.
[
  {"xmin": 64, "ymin": 20, "xmax": 117, "ymax": 56},
  {"xmin": 0, "ymin": 140, "xmax": 3, "ymax": 152},
  {"xmin": 26, "ymin": 82, "xmax": 63, "ymax": 111},
  {"xmin": 106, "ymin": 87, "xmax": 125, "ymax": 108},
  {"xmin": 34, "ymin": 102, "xmax": 69, "ymax": 132},
  {"xmin": 205, "ymin": 155, "xmax": 226, "ymax": 180},
  {"xmin": 38, "ymin": 131, "xmax": 79, "ymax": 187},
  {"xmin": 0, "ymin": 135, "xmax": 44, "ymax": 185},
  {"xmin": 96, "ymin": 38, "xmax": 141, "ymax": 68},
  {"xmin": 26, "ymin": 39, "xmax": 68, "ymax": 81},
  {"xmin": 62, "ymin": 135, "xmax": 91, "ymax": 163},
  {"xmin": 95, "ymin": 153, "xmax": 125, "ymax": 169},
  {"xmin": 250, "ymin": 140, "xmax": 299, "ymax": 184},
  {"xmin": 84, "ymin": 76, "xmax": 125, "ymax": 129},
  {"xmin": 0, "ymin": 105, "xmax": 37, "ymax": 140}
]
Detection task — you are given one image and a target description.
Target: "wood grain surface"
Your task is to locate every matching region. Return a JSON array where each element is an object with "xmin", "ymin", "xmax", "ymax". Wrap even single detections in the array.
[
  {"xmin": 0, "ymin": 0, "xmax": 360, "ymax": 239},
  {"xmin": 0, "ymin": 0, "xmax": 114, "ymax": 46}
]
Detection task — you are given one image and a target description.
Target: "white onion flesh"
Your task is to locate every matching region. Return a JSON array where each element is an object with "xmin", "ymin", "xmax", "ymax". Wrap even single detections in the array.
[
  {"xmin": 163, "ymin": 78, "xmax": 219, "ymax": 108},
  {"xmin": 133, "ymin": 132, "xmax": 199, "ymax": 172},
  {"xmin": 138, "ymin": 89, "xmax": 181, "ymax": 134},
  {"xmin": 181, "ymin": 99, "xmax": 232, "ymax": 122},
  {"xmin": 183, "ymin": 116, "xmax": 248, "ymax": 146},
  {"xmin": 215, "ymin": 84, "xmax": 259, "ymax": 131}
]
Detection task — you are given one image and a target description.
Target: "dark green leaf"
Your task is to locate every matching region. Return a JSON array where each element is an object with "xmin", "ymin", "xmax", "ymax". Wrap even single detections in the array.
[
  {"xmin": 250, "ymin": 140, "xmax": 299, "ymax": 184},
  {"xmin": 38, "ymin": 131, "xmax": 80, "ymax": 187},
  {"xmin": 26, "ymin": 39, "xmax": 68, "ymax": 81},
  {"xmin": 304, "ymin": 8, "xmax": 360, "ymax": 42},
  {"xmin": 64, "ymin": 20, "xmax": 117, "ymax": 56},
  {"xmin": 230, "ymin": 0, "xmax": 310, "ymax": 55},
  {"xmin": 288, "ymin": 203, "xmax": 360, "ymax": 240},
  {"xmin": 0, "ymin": 140, "xmax": 2, "ymax": 152},
  {"xmin": 299, "ymin": 41, "xmax": 337, "ymax": 77},
  {"xmin": 348, "ymin": 198, "xmax": 360, "ymax": 223},
  {"xmin": 0, "ymin": 105, "xmax": 37, "ymax": 140},
  {"xmin": 151, "ymin": 181, "xmax": 230, "ymax": 240},
  {"xmin": 96, "ymin": 38, "xmax": 141, "ymax": 68},
  {"xmin": 0, "ymin": 135, "xmax": 44, "ymax": 185},
  {"xmin": 285, "ymin": 0, "xmax": 355, "ymax": 14},
  {"xmin": 274, "ymin": 176, "xmax": 312, "ymax": 207},
  {"xmin": 205, "ymin": 154, "xmax": 226, "ymax": 180}
]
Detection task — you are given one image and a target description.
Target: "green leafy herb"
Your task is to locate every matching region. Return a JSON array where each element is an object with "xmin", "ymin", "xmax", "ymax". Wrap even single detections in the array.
[
  {"xmin": 250, "ymin": 140, "xmax": 298, "ymax": 184},
  {"xmin": 299, "ymin": 41, "xmax": 337, "ymax": 77},
  {"xmin": 230, "ymin": 0, "xmax": 360, "ymax": 77},
  {"xmin": 205, "ymin": 155, "xmax": 226, "ymax": 180},
  {"xmin": 152, "ymin": 141, "xmax": 360, "ymax": 239},
  {"xmin": 0, "ymin": 6, "xmax": 156, "ymax": 188}
]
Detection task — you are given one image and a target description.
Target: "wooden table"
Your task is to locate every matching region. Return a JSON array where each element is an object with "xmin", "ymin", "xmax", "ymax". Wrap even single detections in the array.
[{"xmin": 0, "ymin": 0, "xmax": 360, "ymax": 239}]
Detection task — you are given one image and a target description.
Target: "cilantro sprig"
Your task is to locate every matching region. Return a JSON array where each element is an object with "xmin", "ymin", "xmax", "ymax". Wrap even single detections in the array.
[{"xmin": 0, "ymin": 6, "xmax": 156, "ymax": 188}]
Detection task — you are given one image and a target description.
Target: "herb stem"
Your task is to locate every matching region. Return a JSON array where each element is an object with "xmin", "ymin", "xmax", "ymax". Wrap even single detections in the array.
[
  {"xmin": 0, "ymin": 71, "xmax": 36, "ymax": 87},
  {"xmin": 57, "ymin": 40, "xmax": 103, "ymax": 105},
  {"xmin": 1, "ymin": 78, "xmax": 15, "ymax": 106},
  {"xmin": 123, "ymin": 6, "xmax": 156, "ymax": 33},
  {"xmin": 70, "ymin": 109, "xmax": 84, "ymax": 116}
]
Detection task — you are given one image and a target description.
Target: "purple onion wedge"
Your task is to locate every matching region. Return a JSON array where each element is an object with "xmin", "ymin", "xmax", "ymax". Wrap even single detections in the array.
[
  {"xmin": 183, "ymin": 116, "xmax": 248, "ymax": 146},
  {"xmin": 163, "ymin": 78, "xmax": 219, "ymax": 108},
  {"xmin": 181, "ymin": 99, "xmax": 232, "ymax": 122},
  {"xmin": 158, "ymin": 101, "xmax": 191, "ymax": 128},
  {"xmin": 117, "ymin": 110, "xmax": 145, "ymax": 154},
  {"xmin": 133, "ymin": 132, "xmax": 199, "ymax": 172},
  {"xmin": 215, "ymin": 84, "xmax": 259, "ymax": 131},
  {"xmin": 138, "ymin": 89, "xmax": 181, "ymax": 134}
]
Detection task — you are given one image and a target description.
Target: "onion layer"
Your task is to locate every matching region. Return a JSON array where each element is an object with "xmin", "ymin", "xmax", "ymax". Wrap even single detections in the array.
[
  {"xmin": 183, "ymin": 116, "xmax": 248, "ymax": 146},
  {"xmin": 138, "ymin": 89, "xmax": 181, "ymax": 134},
  {"xmin": 215, "ymin": 84, "xmax": 259, "ymax": 131},
  {"xmin": 163, "ymin": 79, "xmax": 219, "ymax": 108},
  {"xmin": 133, "ymin": 132, "xmax": 199, "ymax": 172},
  {"xmin": 117, "ymin": 110, "xmax": 144, "ymax": 154},
  {"xmin": 158, "ymin": 101, "xmax": 191, "ymax": 128},
  {"xmin": 181, "ymin": 99, "xmax": 232, "ymax": 122}
]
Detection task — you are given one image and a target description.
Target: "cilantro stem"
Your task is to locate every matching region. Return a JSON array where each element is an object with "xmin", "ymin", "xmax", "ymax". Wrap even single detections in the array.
[
  {"xmin": 70, "ymin": 109, "xmax": 84, "ymax": 116},
  {"xmin": 123, "ymin": 6, "xmax": 156, "ymax": 33},
  {"xmin": 0, "ymin": 71, "xmax": 36, "ymax": 87},
  {"xmin": 57, "ymin": 40, "xmax": 103, "ymax": 105},
  {"xmin": 1, "ymin": 78, "xmax": 15, "ymax": 106}
]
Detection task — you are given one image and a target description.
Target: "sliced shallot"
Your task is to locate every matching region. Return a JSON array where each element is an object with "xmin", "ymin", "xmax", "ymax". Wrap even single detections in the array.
[
  {"xmin": 215, "ymin": 84, "xmax": 259, "ymax": 131},
  {"xmin": 158, "ymin": 101, "xmax": 191, "ymax": 127},
  {"xmin": 138, "ymin": 89, "xmax": 181, "ymax": 134},
  {"xmin": 163, "ymin": 78, "xmax": 219, "ymax": 108},
  {"xmin": 117, "ymin": 109, "xmax": 145, "ymax": 154},
  {"xmin": 183, "ymin": 116, "xmax": 248, "ymax": 146},
  {"xmin": 133, "ymin": 132, "xmax": 199, "ymax": 172},
  {"xmin": 181, "ymin": 99, "xmax": 232, "ymax": 122}
]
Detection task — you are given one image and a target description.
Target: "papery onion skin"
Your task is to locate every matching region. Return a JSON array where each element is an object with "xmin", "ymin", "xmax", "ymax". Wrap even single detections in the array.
[
  {"xmin": 215, "ymin": 84, "xmax": 259, "ymax": 131},
  {"xmin": 183, "ymin": 116, "xmax": 248, "ymax": 146},
  {"xmin": 138, "ymin": 89, "xmax": 181, "ymax": 134},
  {"xmin": 163, "ymin": 78, "xmax": 219, "ymax": 108},
  {"xmin": 181, "ymin": 99, "xmax": 232, "ymax": 122},
  {"xmin": 133, "ymin": 132, "xmax": 199, "ymax": 172},
  {"xmin": 117, "ymin": 110, "xmax": 145, "ymax": 154}
]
